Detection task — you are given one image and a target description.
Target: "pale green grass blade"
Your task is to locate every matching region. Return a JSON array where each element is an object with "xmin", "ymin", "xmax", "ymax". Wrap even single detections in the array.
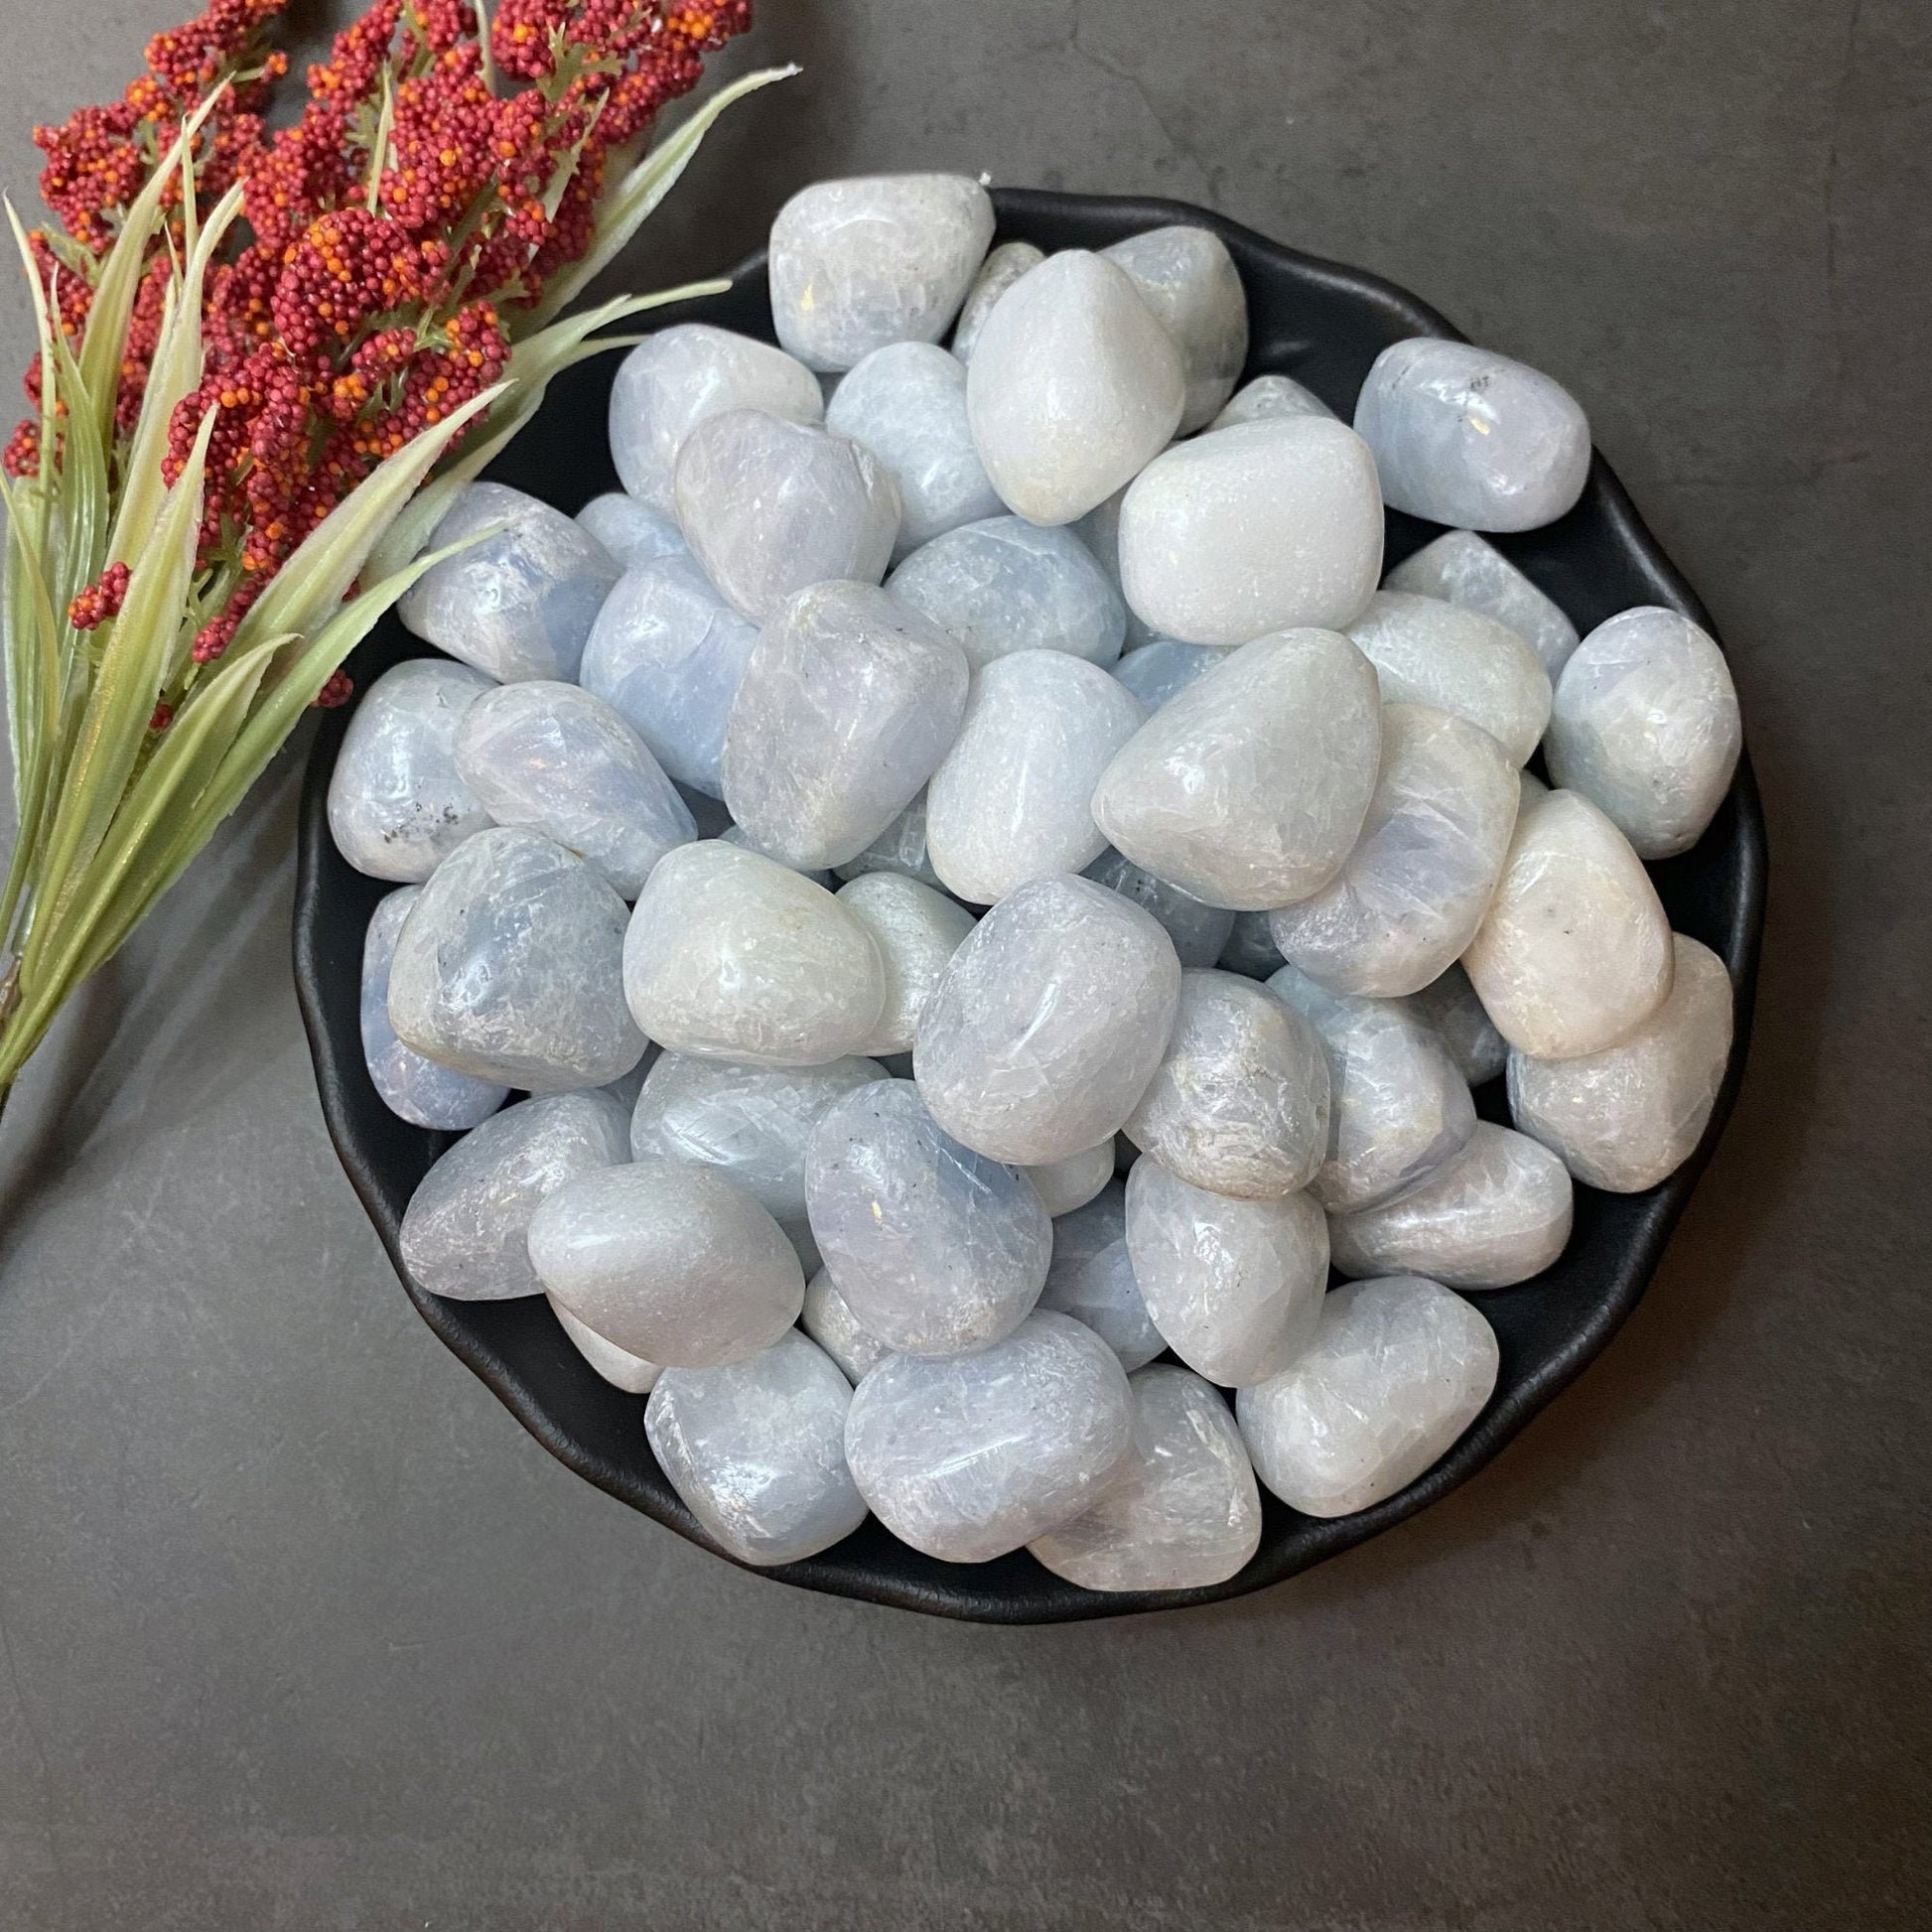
[{"xmin": 0, "ymin": 472, "xmax": 65, "ymax": 947}]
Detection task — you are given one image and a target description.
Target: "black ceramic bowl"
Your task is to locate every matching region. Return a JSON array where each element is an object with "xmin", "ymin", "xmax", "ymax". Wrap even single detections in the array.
[{"xmin": 294, "ymin": 190, "xmax": 1765, "ymax": 1623}]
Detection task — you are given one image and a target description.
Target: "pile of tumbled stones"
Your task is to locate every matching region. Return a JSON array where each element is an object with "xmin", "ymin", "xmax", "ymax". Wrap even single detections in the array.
[{"xmin": 329, "ymin": 173, "xmax": 1742, "ymax": 1591}]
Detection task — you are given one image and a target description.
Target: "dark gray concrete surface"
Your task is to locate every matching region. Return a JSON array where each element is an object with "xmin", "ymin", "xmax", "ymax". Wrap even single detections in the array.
[{"xmin": 2, "ymin": 3, "xmax": 1928, "ymax": 1926}]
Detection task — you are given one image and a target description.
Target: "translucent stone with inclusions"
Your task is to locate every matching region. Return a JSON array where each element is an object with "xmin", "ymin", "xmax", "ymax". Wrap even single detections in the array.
[
  {"xmin": 949, "ymin": 239, "xmax": 1043, "ymax": 361},
  {"xmin": 801, "ymin": 1269, "xmax": 893, "ymax": 1384},
  {"xmin": 925, "ymin": 649, "xmax": 1145, "ymax": 904},
  {"xmin": 388, "ymin": 827, "xmax": 644, "ymax": 1092},
  {"xmin": 327, "ymin": 658, "xmax": 492, "ymax": 882},
  {"xmin": 834, "ymin": 872, "xmax": 977, "ymax": 1055},
  {"xmin": 1353, "ymin": 338, "xmax": 1591, "ymax": 532},
  {"xmin": 1398, "ymin": 962, "xmax": 1508, "ymax": 1086},
  {"xmin": 622, "ymin": 841, "xmax": 885, "ymax": 1067},
  {"xmin": 1101, "ymin": 224, "xmax": 1249, "ymax": 433},
  {"xmin": 399, "ymin": 1091, "xmax": 629, "ymax": 1302},
  {"xmin": 1118, "ymin": 418, "xmax": 1384, "ymax": 645},
  {"xmin": 887, "ymin": 515, "xmax": 1127, "ymax": 670},
  {"xmin": 609, "ymin": 323, "xmax": 823, "ymax": 512},
  {"xmin": 1383, "ymin": 529, "xmax": 1580, "ymax": 678},
  {"xmin": 574, "ymin": 491, "xmax": 689, "ymax": 571},
  {"xmin": 398, "ymin": 482, "xmax": 621, "ymax": 682},
  {"xmin": 1031, "ymin": 1365, "xmax": 1262, "ymax": 1590},
  {"xmin": 843, "ymin": 1311, "xmax": 1133, "ymax": 1561},
  {"xmin": 1508, "ymin": 932, "xmax": 1733, "ymax": 1191},
  {"xmin": 1090, "ymin": 628, "xmax": 1382, "ymax": 911},
  {"xmin": 1027, "ymin": 1141, "xmax": 1117, "ymax": 1218},
  {"xmin": 1209, "ymin": 372, "xmax": 1336, "ymax": 430},
  {"xmin": 673, "ymin": 409, "xmax": 900, "ymax": 622},
  {"xmin": 552, "ymin": 1300, "xmax": 660, "ymax": 1394},
  {"xmin": 1345, "ymin": 591, "xmax": 1552, "ymax": 766},
  {"xmin": 361, "ymin": 888, "xmax": 507, "ymax": 1131},
  {"xmin": 1545, "ymin": 606, "xmax": 1742, "ymax": 859},
  {"xmin": 825, "ymin": 343, "xmax": 1003, "ymax": 557},
  {"xmin": 1268, "ymin": 963, "xmax": 1477, "ymax": 1213},
  {"xmin": 645, "ymin": 1329, "xmax": 867, "ymax": 1565},
  {"xmin": 721, "ymin": 579, "xmax": 969, "ymax": 870},
  {"xmin": 1112, "ymin": 639, "xmax": 1221, "ymax": 713},
  {"xmin": 579, "ymin": 556, "xmax": 759, "ymax": 798},
  {"xmin": 528, "ymin": 1161, "xmax": 803, "ymax": 1368},
  {"xmin": 830, "ymin": 792, "xmax": 945, "ymax": 890},
  {"xmin": 1328, "ymin": 1123, "xmax": 1573, "ymax": 1290},
  {"xmin": 1081, "ymin": 848, "xmax": 1235, "ymax": 970},
  {"xmin": 1237, "ymin": 1275, "xmax": 1499, "ymax": 1517},
  {"xmin": 914, "ymin": 874, "xmax": 1182, "ymax": 1164},
  {"xmin": 1123, "ymin": 969, "xmax": 1331, "ymax": 1198},
  {"xmin": 768, "ymin": 174, "xmax": 995, "ymax": 371},
  {"xmin": 1269, "ymin": 702, "xmax": 1521, "ymax": 999},
  {"xmin": 966, "ymin": 250, "xmax": 1185, "ymax": 525},
  {"xmin": 1218, "ymin": 910, "xmax": 1285, "ymax": 980},
  {"xmin": 1462, "ymin": 787, "xmax": 1674, "ymax": 1059},
  {"xmin": 1036, "ymin": 1181, "xmax": 1166, "ymax": 1371},
  {"xmin": 1126, "ymin": 1158, "xmax": 1328, "ymax": 1387},
  {"xmin": 805, "ymin": 1079, "xmax": 1051, "ymax": 1357},
  {"xmin": 453, "ymin": 680, "xmax": 695, "ymax": 899},
  {"xmin": 627, "ymin": 1051, "xmax": 886, "ymax": 1226}
]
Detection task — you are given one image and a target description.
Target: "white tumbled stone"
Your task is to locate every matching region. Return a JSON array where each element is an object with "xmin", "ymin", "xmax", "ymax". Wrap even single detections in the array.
[
  {"xmin": 834, "ymin": 872, "xmax": 977, "ymax": 1055},
  {"xmin": 801, "ymin": 1269, "xmax": 894, "ymax": 1385},
  {"xmin": 1027, "ymin": 1141, "xmax": 1117, "ymax": 1219},
  {"xmin": 622, "ymin": 841, "xmax": 885, "ymax": 1068},
  {"xmin": 949, "ymin": 239, "xmax": 1043, "ymax": 361},
  {"xmin": 1398, "ymin": 963, "xmax": 1508, "ymax": 1086},
  {"xmin": 1383, "ymin": 529, "xmax": 1580, "ymax": 677},
  {"xmin": 1091, "ymin": 628, "xmax": 1382, "ymax": 911},
  {"xmin": 399, "ymin": 482, "xmax": 621, "ymax": 682},
  {"xmin": 844, "ymin": 1311, "xmax": 1133, "ymax": 1562},
  {"xmin": 1111, "ymin": 638, "xmax": 1221, "ymax": 713},
  {"xmin": 1082, "ymin": 849, "xmax": 1235, "ymax": 969},
  {"xmin": 1031, "ymin": 1365, "xmax": 1262, "ymax": 1591},
  {"xmin": 966, "ymin": 250, "xmax": 1185, "ymax": 525},
  {"xmin": 717, "ymin": 822, "xmax": 834, "ymax": 888},
  {"xmin": 1353, "ymin": 338, "xmax": 1591, "ymax": 532},
  {"xmin": 673, "ymin": 409, "xmax": 900, "ymax": 622},
  {"xmin": 328, "ymin": 658, "xmax": 493, "ymax": 883},
  {"xmin": 553, "ymin": 1300, "xmax": 661, "ymax": 1395},
  {"xmin": 1509, "ymin": 932, "xmax": 1733, "ymax": 1192},
  {"xmin": 1345, "ymin": 591, "xmax": 1552, "ymax": 765},
  {"xmin": 574, "ymin": 491, "xmax": 689, "ymax": 572},
  {"xmin": 1545, "ymin": 606, "xmax": 1742, "ymax": 860},
  {"xmin": 1102, "ymin": 224, "xmax": 1249, "ymax": 433},
  {"xmin": 1035, "ymin": 1181, "xmax": 1166, "ymax": 1370},
  {"xmin": 1462, "ymin": 787, "xmax": 1674, "ymax": 1059},
  {"xmin": 399, "ymin": 1091, "xmax": 630, "ymax": 1302},
  {"xmin": 914, "ymin": 874, "xmax": 1182, "ymax": 1165},
  {"xmin": 1074, "ymin": 482, "xmax": 1164, "ymax": 654},
  {"xmin": 830, "ymin": 792, "xmax": 945, "ymax": 890},
  {"xmin": 1210, "ymin": 371, "xmax": 1335, "ymax": 430},
  {"xmin": 769, "ymin": 174, "xmax": 995, "ymax": 371},
  {"xmin": 1238, "ymin": 1275, "xmax": 1499, "ymax": 1516},
  {"xmin": 1269, "ymin": 702, "xmax": 1521, "ymax": 998}
]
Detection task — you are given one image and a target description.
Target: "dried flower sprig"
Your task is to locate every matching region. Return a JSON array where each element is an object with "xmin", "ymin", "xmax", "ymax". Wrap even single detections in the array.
[{"xmin": 0, "ymin": 0, "xmax": 787, "ymax": 1107}]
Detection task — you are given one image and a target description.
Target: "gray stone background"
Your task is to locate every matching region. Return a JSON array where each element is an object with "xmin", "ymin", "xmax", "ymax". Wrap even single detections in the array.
[{"xmin": 2, "ymin": 2, "xmax": 1927, "ymax": 1926}]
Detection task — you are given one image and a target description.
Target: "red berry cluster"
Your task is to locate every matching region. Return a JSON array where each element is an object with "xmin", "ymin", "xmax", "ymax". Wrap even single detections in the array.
[{"xmin": 68, "ymin": 562, "xmax": 132, "ymax": 631}]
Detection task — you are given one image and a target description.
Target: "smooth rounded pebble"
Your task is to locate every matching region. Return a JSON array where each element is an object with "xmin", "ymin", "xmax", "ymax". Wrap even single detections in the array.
[
  {"xmin": 1397, "ymin": 963, "xmax": 1508, "ymax": 1086},
  {"xmin": 673, "ymin": 409, "xmax": 900, "ymax": 622},
  {"xmin": 1102, "ymin": 224, "xmax": 1249, "ymax": 433},
  {"xmin": 1123, "ymin": 969, "xmax": 1331, "ymax": 1198},
  {"xmin": 328, "ymin": 658, "xmax": 493, "ymax": 882},
  {"xmin": 454, "ymin": 680, "xmax": 695, "ymax": 899},
  {"xmin": 1328, "ymin": 1122, "xmax": 1574, "ymax": 1290},
  {"xmin": 1237, "ymin": 1275, "xmax": 1499, "ymax": 1517},
  {"xmin": 801, "ymin": 1269, "xmax": 894, "ymax": 1384},
  {"xmin": 1027, "ymin": 1141, "xmax": 1118, "ymax": 1219},
  {"xmin": 552, "ymin": 1300, "xmax": 661, "ymax": 1395},
  {"xmin": 950, "ymin": 239, "xmax": 1044, "ymax": 360},
  {"xmin": 399, "ymin": 1092, "xmax": 630, "ymax": 1302},
  {"xmin": 388, "ymin": 827, "xmax": 644, "ymax": 1092},
  {"xmin": 1269, "ymin": 963, "xmax": 1478, "ymax": 1213},
  {"xmin": 1118, "ymin": 417, "xmax": 1383, "ymax": 645},
  {"xmin": 925, "ymin": 649, "xmax": 1145, "ymax": 903},
  {"xmin": 398, "ymin": 482, "xmax": 621, "ymax": 682},
  {"xmin": 610, "ymin": 323, "xmax": 824, "ymax": 512},
  {"xmin": 622, "ymin": 841, "xmax": 885, "ymax": 1068},
  {"xmin": 1353, "ymin": 338, "xmax": 1591, "ymax": 532},
  {"xmin": 966, "ymin": 250, "xmax": 1185, "ymax": 525},
  {"xmin": 1269, "ymin": 702, "xmax": 1521, "ymax": 998},
  {"xmin": 1462, "ymin": 787, "xmax": 1674, "ymax": 1059},
  {"xmin": 360, "ymin": 888, "xmax": 507, "ymax": 1131},
  {"xmin": 1036, "ymin": 1181, "xmax": 1166, "ymax": 1370},
  {"xmin": 1074, "ymin": 483, "xmax": 1165, "ymax": 653},
  {"xmin": 1082, "ymin": 849, "xmax": 1236, "ymax": 969},
  {"xmin": 1345, "ymin": 591, "xmax": 1552, "ymax": 765},
  {"xmin": 579, "ymin": 556, "xmax": 760, "ymax": 799},
  {"xmin": 830, "ymin": 792, "xmax": 945, "ymax": 891},
  {"xmin": 769, "ymin": 174, "xmax": 995, "ymax": 371},
  {"xmin": 1092, "ymin": 628, "xmax": 1383, "ymax": 911},
  {"xmin": 527, "ymin": 1160, "xmax": 804, "ymax": 1368},
  {"xmin": 1383, "ymin": 529, "xmax": 1580, "ymax": 677},
  {"xmin": 1112, "ymin": 639, "xmax": 1222, "ymax": 713},
  {"xmin": 915, "ymin": 874, "xmax": 1182, "ymax": 1165},
  {"xmin": 888, "ymin": 515, "xmax": 1127, "ymax": 670},
  {"xmin": 1545, "ymin": 606, "xmax": 1742, "ymax": 859},
  {"xmin": 844, "ymin": 1311, "xmax": 1133, "ymax": 1562},
  {"xmin": 574, "ymin": 491, "xmax": 689, "ymax": 572},
  {"xmin": 1031, "ymin": 1365, "xmax": 1262, "ymax": 1590},
  {"xmin": 1210, "ymin": 372, "xmax": 1336, "ymax": 429},
  {"xmin": 645, "ymin": 1329, "xmax": 867, "ymax": 1565},
  {"xmin": 1509, "ymin": 932, "xmax": 1733, "ymax": 1191},
  {"xmin": 835, "ymin": 872, "xmax": 977, "ymax": 1055}
]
